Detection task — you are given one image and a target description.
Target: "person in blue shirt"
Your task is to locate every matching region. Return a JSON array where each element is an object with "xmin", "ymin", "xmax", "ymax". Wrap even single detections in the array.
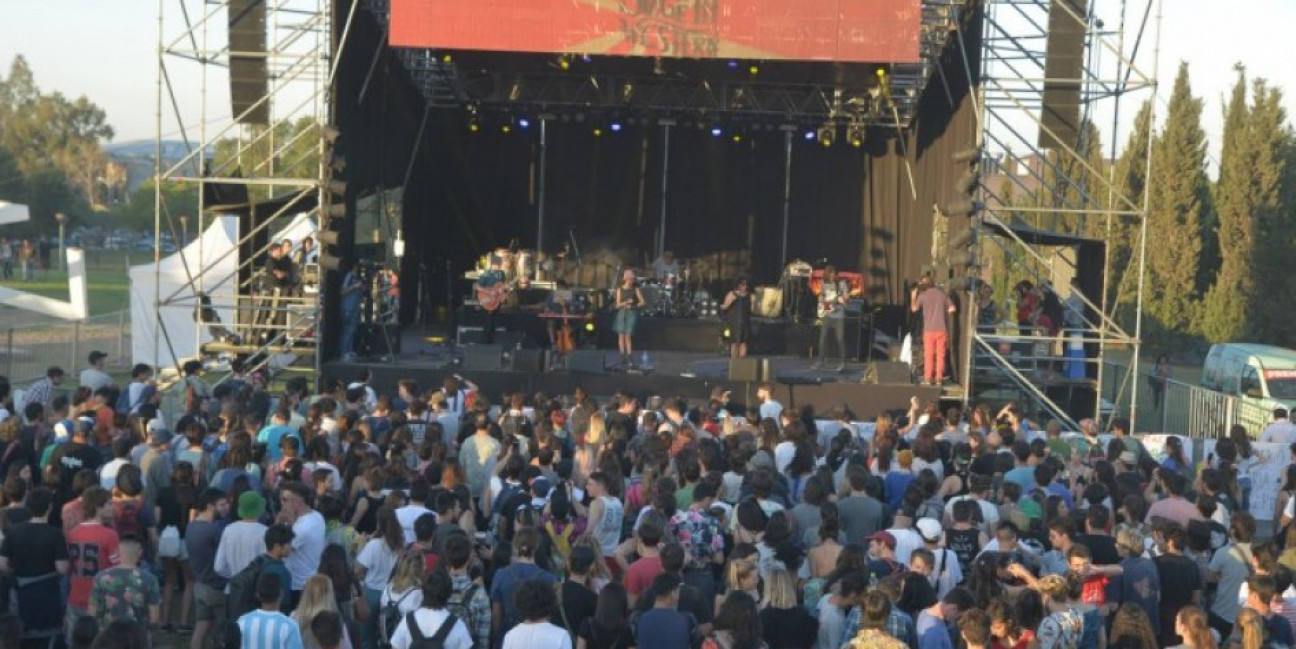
[
  {"xmin": 915, "ymin": 588, "xmax": 975, "ymax": 649},
  {"xmin": 632, "ymin": 573, "xmax": 697, "ymax": 649},
  {"xmin": 339, "ymin": 258, "xmax": 363, "ymax": 360},
  {"xmin": 237, "ymin": 570, "xmax": 303, "ymax": 649},
  {"xmin": 256, "ymin": 408, "xmax": 299, "ymax": 463}
]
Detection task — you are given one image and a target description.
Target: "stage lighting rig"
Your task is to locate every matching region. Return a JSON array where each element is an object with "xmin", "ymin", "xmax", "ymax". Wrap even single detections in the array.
[
  {"xmin": 846, "ymin": 124, "xmax": 865, "ymax": 148},
  {"xmin": 817, "ymin": 123, "xmax": 836, "ymax": 148}
]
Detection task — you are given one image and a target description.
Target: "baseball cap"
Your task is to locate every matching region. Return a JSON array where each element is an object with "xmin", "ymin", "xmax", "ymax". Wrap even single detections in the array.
[
  {"xmin": 88, "ymin": 351, "xmax": 108, "ymax": 364},
  {"xmin": 868, "ymin": 531, "xmax": 897, "ymax": 550},
  {"xmin": 238, "ymin": 491, "xmax": 267, "ymax": 520},
  {"xmin": 916, "ymin": 518, "xmax": 943, "ymax": 542}
]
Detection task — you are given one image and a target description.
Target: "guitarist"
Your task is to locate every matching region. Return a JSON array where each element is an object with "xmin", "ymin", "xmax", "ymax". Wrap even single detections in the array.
[
  {"xmin": 613, "ymin": 269, "xmax": 646, "ymax": 368},
  {"xmin": 473, "ymin": 256, "xmax": 509, "ymax": 344},
  {"xmin": 813, "ymin": 265, "xmax": 850, "ymax": 372}
]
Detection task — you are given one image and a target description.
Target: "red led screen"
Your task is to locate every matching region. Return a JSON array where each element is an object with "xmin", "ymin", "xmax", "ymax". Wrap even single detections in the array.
[{"xmin": 389, "ymin": 0, "xmax": 922, "ymax": 64}]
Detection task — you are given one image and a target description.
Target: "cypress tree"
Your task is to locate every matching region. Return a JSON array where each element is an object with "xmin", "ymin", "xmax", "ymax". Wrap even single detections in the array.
[
  {"xmin": 1108, "ymin": 101, "xmax": 1152, "ymax": 328},
  {"xmin": 1244, "ymin": 79, "xmax": 1294, "ymax": 343},
  {"xmin": 1144, "ymin": 62, "xmax": 1213, "ymax": 343},
  {"xmin": 1201, "ymin": 66, "xmax": 1252, "ymax": 342}
]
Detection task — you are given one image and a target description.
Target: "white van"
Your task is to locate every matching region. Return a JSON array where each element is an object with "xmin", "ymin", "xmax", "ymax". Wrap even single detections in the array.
[{"xmin": 1201, "ymin": 343, "xmax": 1296, "ymax": 432}]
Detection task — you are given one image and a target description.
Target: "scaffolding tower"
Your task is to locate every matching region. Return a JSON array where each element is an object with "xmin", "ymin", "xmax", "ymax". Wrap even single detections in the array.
[
  {"xmin": 966, "ymin": 0, "xmax": 1160, "ymax": 429},
  {"xmin": 151, "ymin": 0, "xmax": 337, "ymax": 379}
]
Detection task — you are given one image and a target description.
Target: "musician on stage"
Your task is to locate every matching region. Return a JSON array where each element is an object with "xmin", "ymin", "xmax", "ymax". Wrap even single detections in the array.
[
  {"xmin": 339, "ymin": 258, "xmax": 363, "ymax": 359},
  {"xmin": 813, "ymin": 265, "xmax": 850, "ymax": 372},
  {"xmin": 613, "ymin": 269, "xmax": 646, "ymax": 367},
  {"xmin": 720, "ymin": 277, "xmax": 753, "ymax": 358},
  {"xmin": 650, "ymin": 250, "xmax": 680, "ymax": 280},
  {"xmin": 473, "ymin": 256, "xmax": 508, "ymax": 344},
  {"xmin": 912, "ymin": 274, "xmax": 956, "ymax": 385}
]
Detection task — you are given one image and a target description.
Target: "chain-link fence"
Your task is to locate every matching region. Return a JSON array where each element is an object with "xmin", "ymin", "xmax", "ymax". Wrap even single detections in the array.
[
  {"xmin": 1, "ymin": 310, "xmax": 130, "ymax": 384},
  {"xmin": 1102, "ymin": 360, "xmax": 1270, "ymax": 438}
]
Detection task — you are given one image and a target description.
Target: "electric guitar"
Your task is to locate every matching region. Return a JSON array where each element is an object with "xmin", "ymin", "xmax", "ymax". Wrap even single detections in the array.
[
  {"xmin": 817, "ymin": 281, "xmax": 861, "ymax": 318},
  {"xmin": 475, "ymin": 279, "xmax": 516, "ymax": 312}
]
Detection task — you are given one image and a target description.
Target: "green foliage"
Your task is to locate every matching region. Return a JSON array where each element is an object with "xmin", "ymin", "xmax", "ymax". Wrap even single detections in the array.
[
  {"xmin": 1143, "ymin": 63, "xmax": 1213, "ymax": 345},
  {"xmin": 103, "ymin": 179, "xmax": 201, "ymax": 233},
  {"xmin": 1107, "ymin": 101, "xmax": 1152, "ymax": 330},
  {"xmin": 1201, "ymin": 67, "xmax": 1254, "ymax": 342}
]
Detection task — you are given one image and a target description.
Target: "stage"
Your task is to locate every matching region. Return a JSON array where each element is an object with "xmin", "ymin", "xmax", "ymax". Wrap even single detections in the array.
[{"xmin": 322, "ymin": 325, "xmax": 943, "ymax": 417}]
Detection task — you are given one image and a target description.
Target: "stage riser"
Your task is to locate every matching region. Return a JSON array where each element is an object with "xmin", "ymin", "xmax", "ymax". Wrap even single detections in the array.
[{"xmin": 323, "ymin": 362, "xmax": 941, "ymax": 419}]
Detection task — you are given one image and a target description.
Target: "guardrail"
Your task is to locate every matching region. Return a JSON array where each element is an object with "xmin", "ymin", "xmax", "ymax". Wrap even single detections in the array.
[
  {"xmin": 1101, "ymin": 360, "xmax": 1271, "ymax": 438},
  {"xmin": 1, "ymin": 311, "xmax": 130, "ymax": 385}
]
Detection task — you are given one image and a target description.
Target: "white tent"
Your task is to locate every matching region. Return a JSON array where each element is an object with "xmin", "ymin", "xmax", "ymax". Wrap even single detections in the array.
[
  {"xmin": 129, "ymin": 213, "xmax": 319, "ymax": 367},
  {"xmin": 0, "ymin": 201, "xmax": 30, "ymax": 225}
]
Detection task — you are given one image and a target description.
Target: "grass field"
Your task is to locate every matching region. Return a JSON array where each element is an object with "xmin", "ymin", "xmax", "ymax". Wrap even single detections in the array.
[{"xmin": 0, "ymin": 249, "xmax": 136, "ymax": 320}]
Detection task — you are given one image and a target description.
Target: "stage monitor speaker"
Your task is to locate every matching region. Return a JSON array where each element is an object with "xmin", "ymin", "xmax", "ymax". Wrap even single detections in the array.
[
  {"xmin": 461, "ymin": 344, "xmax": 502, "ymax": 370},
  {"xmin": 864, "ymin": 361, "xmax": 912, "ymax": 385},
  {"xmin": 511, "ymin": 349, "xmax": 545, "ymax": 374},
  {"xmin": 456, "ymin": 325, "xmax": 494, "ymax": 346},
  {"xmin": 229, "ymin": 0, "xmax": 269, "ymax": 125},
  {"xmin": 1039, "ymin": 0, "xmax": 1088, "ymax": 149},
  {"xmin": 568, "ymin": 350, "xmax": 607, "ymax": 375},
  {"xmin": 728, "ymin": 357, "xmax": 769, "ymax": 383}
]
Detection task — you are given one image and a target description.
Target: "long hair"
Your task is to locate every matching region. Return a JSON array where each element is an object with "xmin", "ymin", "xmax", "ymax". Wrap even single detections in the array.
[
  {"xmin": 1109, "ymin": 603, "xmax": 1159, "ymax": 649},
  {"xmin": 389, "ymin": 551, "xmax": 426, "ymax": 595},
  {"xmin": 1176, "ymin": 607, "xmax": 1217, "ymax": 649},
  {"xmin": 714, "ymin": 591, "xmax": 764, "ymax": 649},
  {"xmin": 1235, "ymin": 608, "xmax": 1264, "ymax": 649},
  {"xmin": 1165, "ymin": 436, "xmax": 1188, "ymax": 470},
  {"xmin": 590, "ymin": 582, "xmax": 629, "ymax": 633},
  {"xmin": 723, "ymin": 556, "xmax": 758, "ymax": 593},
  {"xmin": 986, "ymin": 600, "xmax": 1019, "ymax": 641},
  {"xmin": 294, "ymin": 575, "xmax": 340, "ymax": 648},
  {"xmin": 317, "ymin": 544, "xmax": 354, "ymax": 598},
  {"xmin": 759, "ymin": 565, "xmax": 798, "ymax": 610},
  {"xmin": 375, "ymin": 506, "xmax": 403, "ymax": 553}
]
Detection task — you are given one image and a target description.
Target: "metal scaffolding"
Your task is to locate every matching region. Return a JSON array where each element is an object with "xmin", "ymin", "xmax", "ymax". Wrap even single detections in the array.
[
  {"xmin": 966, "ymin": 0, "xmax": 1161, "ymax": 429},
  {"xmin": 152, "ymin": 0, "xmax": 336, "ymax": 378}
]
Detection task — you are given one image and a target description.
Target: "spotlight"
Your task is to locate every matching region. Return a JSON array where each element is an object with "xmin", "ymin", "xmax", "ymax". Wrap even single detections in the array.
[
  {"xmin": 727, "ymin": 60, "xmax": 738, "ymax": 69},
  {"xmin": 584, "ymin": 322, "xmax": 595, "ymax": 333},
  {"xmin": 804, "ymin": 130, "xmax": 816, "ymax": 141},
  {"xmin": 501, "ymin": 124, "xmax": 511, "ymax": 134},
  {"xmin": 610, "ymin": 121, "xmax": 623, "ymax": 133},
  {"xmin": 732, "ymin": 133, "xmax": 742, "ymax": 143},
  {"xmin": 469, "ymin": 117, "xmax": 480, "ymax": 133},
  {"xmin": 710, "ymin": 126, "xmax": 723, "ymax": 137},
  {"xmin": 749, "ymin": 65, "xmax": 759, "ymax": 76},
  {"xmin": 817, "ymin": 124, "xmax": 836, "ymax": 147},
  {"xmin": 581, "ymin": 54, "xmax": 592, "ymax": 63},
  {"xmin": 593, "ymin": 127, "xmax": 603, "ymax": 137},
  {"xmin": 847, "ymin": 124, "xmax": 864, "ymax": 148},
  {"xmin": 441, "ymin": 53, "xmax": 453, "ymax": 64},
  {"xmin": 518, "ymin": 117, "xmax": 531, "ymax": 129},
  {"xmin": 557, "ymin": 55, "xmax": 572, "ymax": 71}
]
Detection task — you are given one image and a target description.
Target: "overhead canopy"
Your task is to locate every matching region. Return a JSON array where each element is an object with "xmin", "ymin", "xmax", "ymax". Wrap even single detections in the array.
[
  {"xmin": 0, "ymin": 201, "xmax": 30, "ymax": 225},
  {"xmin": 982, "ymin": 219, "xmax": 1103, "ymax": 247}
]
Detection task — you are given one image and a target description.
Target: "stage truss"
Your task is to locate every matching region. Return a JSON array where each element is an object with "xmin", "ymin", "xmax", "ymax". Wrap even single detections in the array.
[
  {"xmin": 967, "ymin": 0, "xmax": 1159, "ymax": 429},
  {"xmin": 151, "ymin": 0, "xmax": 336, "ymax": 379}
]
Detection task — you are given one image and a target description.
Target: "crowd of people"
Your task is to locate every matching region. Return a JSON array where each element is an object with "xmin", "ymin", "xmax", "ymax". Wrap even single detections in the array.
[{"xmin": 0, "ymin": 356, "xmax": 1294, "ymax": 649}]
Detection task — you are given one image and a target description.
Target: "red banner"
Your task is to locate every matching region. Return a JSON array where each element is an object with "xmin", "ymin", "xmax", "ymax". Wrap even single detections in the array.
[{"xmin": 389, "ymin": 0, "xmax": 921, "ymax": 64}]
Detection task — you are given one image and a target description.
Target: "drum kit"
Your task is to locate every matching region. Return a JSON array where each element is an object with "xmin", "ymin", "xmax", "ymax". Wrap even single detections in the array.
[
  {"xmin": 477, "ymin": 247, "xmax": 541, "ymax": 288},
  {"xmin": 637, "ymin": 266, "xmax": 712, "ymax": 318}
]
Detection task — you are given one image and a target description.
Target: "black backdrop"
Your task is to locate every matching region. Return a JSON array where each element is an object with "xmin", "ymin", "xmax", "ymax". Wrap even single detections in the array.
[{"xmin": 332, "ymin": 1, "xmax": 982, "ymax": 335}]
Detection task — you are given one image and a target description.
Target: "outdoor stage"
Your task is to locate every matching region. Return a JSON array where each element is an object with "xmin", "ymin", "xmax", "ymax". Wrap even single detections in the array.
[{"xmin": 321, "ymin": 325, "xmax": 942, "ymax": 417}]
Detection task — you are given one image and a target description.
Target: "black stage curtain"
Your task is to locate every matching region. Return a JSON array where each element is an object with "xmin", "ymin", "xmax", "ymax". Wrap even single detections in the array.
[{"xmin": 334, "ymin": 1, "xmax": 983, "ymax": 327}]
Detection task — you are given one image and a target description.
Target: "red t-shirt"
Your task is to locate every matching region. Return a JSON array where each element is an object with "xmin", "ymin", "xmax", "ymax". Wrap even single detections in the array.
[
  {"xmin": 1080, "ymin": 574, "xmax": 1109, "ymax": 607},
  {"xmin": 625, "ymin": 555, "xmax": 663, "ymax": 597},
  {"xmin": 67, "ymin": 522, "xmax": 120, "ymax": 610}
]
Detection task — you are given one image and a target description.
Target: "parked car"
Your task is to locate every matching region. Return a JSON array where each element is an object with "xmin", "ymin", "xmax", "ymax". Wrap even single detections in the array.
[{"xmin": 1201, "ymin": 343, "xmax": 1296, "ymax": 433}]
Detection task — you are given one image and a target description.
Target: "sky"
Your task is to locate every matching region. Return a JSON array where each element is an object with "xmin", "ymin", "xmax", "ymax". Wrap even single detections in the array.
[{"xmin": 1, "ymin": 0, "xmax": 1294, "ymax": 168}]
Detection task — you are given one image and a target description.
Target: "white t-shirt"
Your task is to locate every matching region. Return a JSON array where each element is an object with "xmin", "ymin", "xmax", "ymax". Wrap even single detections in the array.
[
  {"xmin": 390, "ymin": 608, "xmax": 473, "ymax": 649},
  {"xmin": 396, "ymin": 505, "xmax": 434, "ymax": 546},
  {"xmin": 100, "ymin": 458, "xmax": 130, "ymax": 491},
  {"xmin": 501, "ymin": 621, "xmax": 572, "ymax": 649},
  {"xmin": 927, "ymin": 547, "xmax": 964, "ymax": 599},
  {"xmin": 287, "ymin": 511, "xmax": 326, "ymax": 590},
  {"xmin": 380, "ymin": 585, "xmax": 424, "ymax": 617},
  {"xmin": 774, "ymin": 441, "xmax": 796, "ymax": 475},
  {"xmin": 303, "ymin": 460, "xmax": 344, "ymax": 493},
  {"xmin": 759, "ymin": 400, "xmax": 784, "ymax": 424},
  {"xmin": 214, "ymin": 521, "xmax": 268, "ymax": 579},
  {"xmin": 357, "ymin": 538, "xmax": 402, "ymax": 591}
]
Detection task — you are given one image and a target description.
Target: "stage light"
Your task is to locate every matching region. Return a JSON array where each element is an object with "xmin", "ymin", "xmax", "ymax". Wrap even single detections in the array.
[
  {"xmin": 804, "ymin": 130, "xmax": 816, "ymax": 141},
  {"xmin": 557, "ymin": 55, "xmax": 571, "ymax": 71},
  {"xmin": 501, "ymin": 124, "xmax": 511, "ymax": 134},
  {"xmin": 468, "ymin": 118, "xmax": 480, "ymax": 133},
  {"xmin": 441, "ymin": 54, "xmax": 452, "ymax": 64},
  {"xmin": 727, "ymin": 60, "xmax": 738, "ymax": 69},
  {"xmin": 723, "ymin": 327, "xmax": 732, "ymax": 339},
  {"xmin": 817, "ymin": 124, "xmax": 836, "ymax": 147},
  {"xmin": 593, "ymin": 127, "xmax": 603, "ymax": 137},
  {"xmin": 847, "ymin": 124, "xmax": 865, "ymax": 148},
  {"xmin": 584, "ymin": 322, "xmax": 595, "ymax": 332},
  {"xmin": 749, "ymin": 65, "xmax": 759, "ymax": 76},
  {"xmin": 710, "ymin": 126, "xmax": 723, "ymax": 137},
  {"xmin": 518, "ymin": 118, "xmax": 531, "ymax": 129},
  {"xmin": 732, "ymin": 133, "xmax": 742, "ymax": 143},
  {"xmin": 610, "ymin": 121, "xmax": 623, "ymax": 133},
  {"xmin": 581, "ymin": 54, "xmax": 592, "ymax": 63}
]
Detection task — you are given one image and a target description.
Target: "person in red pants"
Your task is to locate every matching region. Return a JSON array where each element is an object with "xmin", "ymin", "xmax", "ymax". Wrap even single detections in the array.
[{"xmin": 912, "ymin": 275, "xmax": 956, "ymax": 385}]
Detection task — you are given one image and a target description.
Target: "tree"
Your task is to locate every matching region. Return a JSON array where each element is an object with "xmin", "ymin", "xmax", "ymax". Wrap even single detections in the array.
[
  {"xmin": 1244, "ymin": 79, "xmax": 1295, "ymax": 344},
  {"xmin": 1143, "ymin": 62, "xmax": 1213, "ymax": 344},
  {"xmin": 1201, "ymin": 66, "xmax": 1253, "ymax": 342},
  {"xmin": 1107, "ymin": 101, "xmax": 1152, "ymax": 328}
]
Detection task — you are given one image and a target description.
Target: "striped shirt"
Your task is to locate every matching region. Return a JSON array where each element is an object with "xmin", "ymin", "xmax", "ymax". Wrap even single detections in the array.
[{"xmin": 238, "ymin": 609, "xmax": 303, "ymax": 649}]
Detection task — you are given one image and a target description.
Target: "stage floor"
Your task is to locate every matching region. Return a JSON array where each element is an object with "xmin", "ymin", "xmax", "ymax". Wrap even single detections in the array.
[{"xmin": 324, "ymin": 325, "xmax": 946, "ymax": 418}]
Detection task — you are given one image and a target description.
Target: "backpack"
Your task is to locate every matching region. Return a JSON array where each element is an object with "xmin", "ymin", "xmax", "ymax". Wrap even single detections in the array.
[
  {"xmin": 379, "ymin": 587, "xmax": 420, "ymax": 647},
  {"xmin": 115, "ymin": 386, "xmax": 142, "ymax": 415},
  {"xmin": 444, "ymin": 583, "xmax": 480, "ymax": 635},
  {"xmin": 113, "ymin": 498, "xmax": 148, "ymax": 542},
  {"xmin": 405, "ymin": 611, "xmax": 458, "ymax": 649},
  {"xmin": 226, "ymin": 555, "xmax": 268, "ymax": 618}
]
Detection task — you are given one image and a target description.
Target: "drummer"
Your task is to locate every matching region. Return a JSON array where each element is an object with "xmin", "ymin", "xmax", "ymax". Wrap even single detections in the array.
[{"xmin": 650, "ymin": 250, "xmax": 680, "ymax": 281}]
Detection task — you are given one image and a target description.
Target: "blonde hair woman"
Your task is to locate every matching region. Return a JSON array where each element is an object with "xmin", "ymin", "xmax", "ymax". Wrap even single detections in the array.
[
  {"xmin": 379, "ymin": 552, "xmax": 427, "ymax": 640},
  {"xmin": 1233, "ymin": 608, "xmax": 1264, "ymax": 649},
  {"xmin": 1172, "ymin": 606, "xmax": 1217, "ymax": 649},
  {"xmin": 574, "ymin": 413, "xmax": 606, "ymax": 485},
  {"xmin": 758, "ymin": 564, "xmax": 817, "ymax": 648},
  {"xmin": 293, "ymin": 575, "xmax": 353, "ymax": 649},
  {"xmin": 1035, "ymin": 574, "xmax": 1085, "ymax": 649},
  {"xmin": 715, "ymin": 557, "xmax": 760, "ymax": 616}
]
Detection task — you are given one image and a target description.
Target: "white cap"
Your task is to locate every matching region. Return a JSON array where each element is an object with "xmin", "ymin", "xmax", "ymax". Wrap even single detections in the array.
[{"xmin": 916, "ymin": 517, "xmax": 943, "ymax": 543}]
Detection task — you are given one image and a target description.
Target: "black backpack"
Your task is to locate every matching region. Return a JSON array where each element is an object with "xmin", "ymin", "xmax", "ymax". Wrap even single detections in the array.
[
  {"xmin": 226, "ymin": 555, "xmax": 268, "ymax": 618},
  {"xmin": 379, "ymin": 588, "xmax": 420, "ymax": 647},
  {"xmin": 406, "ymin": 611, "xmax": 458, "ymax": 649}
]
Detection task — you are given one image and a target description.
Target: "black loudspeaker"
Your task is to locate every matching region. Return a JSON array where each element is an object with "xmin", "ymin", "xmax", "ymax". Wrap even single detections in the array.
[
  {"xmin": 356, "ymin": 324, "xmax": 400, "ymax": 357},
  {"xmin": 728, "ymin": 357, "xmax": 768, "ymax": 383},
  {"xmin": 461, "ymin": 344, "xmax": 503, "ymax": 370},
  {"xmin": 229, "ymin": 0, "xmax": 269, "ymax": 125},
  {"xmin": 511, "ymin": 349, "xmax": 545, "ymax": 374},
  {"xmin": 567, "ymin": 350, "xmax": 607, "ymax": 375},
  {"xmin": 1039, "ymin": 0, "xmax": 1088, "ymax": 149},
  {"xmin": 865, "ymin": 361, "xmax": 912, "ymax": 385}
]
